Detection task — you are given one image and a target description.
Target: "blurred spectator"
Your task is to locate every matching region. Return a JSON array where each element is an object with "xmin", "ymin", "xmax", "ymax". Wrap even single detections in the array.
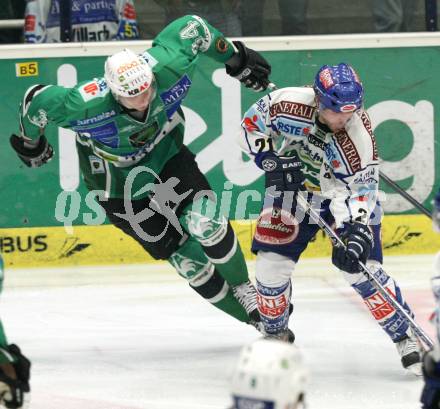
[
  {"xmin": 240, "ymin": 0, "xmax": 264, "ymax": 36},
  {"xmin": 153, "ymin": 0, "xmax": 242, "ymax": 37},
  {"xmin": 0, "ymin": 0, "xmax": 25, "ymax": 44},
  {"xmin": 241, "ymin": 0, "xmax": 308, "ymax": 36},
  {"xmin": 372, "ymin": 0, "xmax": 417, "ymax": 32},
  {"xmin": 279, "ymin": 0, "xmax": 308, "ymax": 35},
  {"xmin": 24, "ymin": 0, "xmax": 139, "ymax": 43}
]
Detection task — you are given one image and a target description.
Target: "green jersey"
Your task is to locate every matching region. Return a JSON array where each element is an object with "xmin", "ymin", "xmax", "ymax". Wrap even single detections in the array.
[{"xmin": 19, "ymin": 15, "xmax": 234, "ymax": 198}]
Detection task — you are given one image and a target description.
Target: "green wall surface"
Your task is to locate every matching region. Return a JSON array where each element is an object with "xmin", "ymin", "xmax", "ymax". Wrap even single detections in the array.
[{"xmin": 1, "ymin": 47, "xmax": 437, "ymax": 228}]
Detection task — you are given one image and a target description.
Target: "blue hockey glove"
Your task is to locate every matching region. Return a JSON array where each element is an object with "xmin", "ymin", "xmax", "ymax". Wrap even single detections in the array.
[
  {"xmin": 225, "ymin": 41, "xmax": 271, "ymax": 91},
  {"xmin": 421, "ymin": 350, "xmax": 440, "ymax": 409},
  {"xmin": 10, "ymin": 134, "xmax": 54, "ymax": 168},
  {"xmin": 332, "ymin": 222, "xmax": 373, "ymax": 273},
  {"xmin": 0, "ymin": 344, "xmax": 31, "ymax": 409},
  {"xmin": 258, "ymin": 152, "xmax": 304, "ymax": 193}
]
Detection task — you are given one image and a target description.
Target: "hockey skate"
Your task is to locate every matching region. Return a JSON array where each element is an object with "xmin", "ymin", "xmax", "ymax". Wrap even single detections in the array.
[
  {"xmin": 233, "ymin": 280, "xmax": 260, "ymax": 322},
  {"xmin": 395, "ymin": 331, "xmax": 422, "ymax": 376}
]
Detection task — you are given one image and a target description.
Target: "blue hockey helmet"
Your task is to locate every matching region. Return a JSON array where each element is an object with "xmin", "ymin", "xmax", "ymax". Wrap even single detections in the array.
[{"xmin": 314, "ymin": 63, "xmax": 363, "ymax": 113}]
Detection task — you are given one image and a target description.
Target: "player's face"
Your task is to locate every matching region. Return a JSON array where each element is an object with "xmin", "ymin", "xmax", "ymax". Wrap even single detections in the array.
[
  {"xmin": 318, "ymin": 108, "xmax": 354, "ymax": 132},
  {"xmin": 119, "ymin": 86, "xmax": 155, "ymax": 111}
]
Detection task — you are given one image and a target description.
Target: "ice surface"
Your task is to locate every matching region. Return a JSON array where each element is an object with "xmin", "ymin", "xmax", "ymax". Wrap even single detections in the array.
[{"xmin": 1, "ymin": 255, "xmax": 436, "ymax": 409}]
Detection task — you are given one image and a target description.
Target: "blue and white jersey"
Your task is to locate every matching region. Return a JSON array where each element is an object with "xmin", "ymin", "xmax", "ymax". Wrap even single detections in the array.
[
  {"xmin": 238, "ymin": 86, "xmax": 379, "ymax": 228},
  {"xmin": 24, "ymin": 0, "xmax": 139, "ymax": 43}
]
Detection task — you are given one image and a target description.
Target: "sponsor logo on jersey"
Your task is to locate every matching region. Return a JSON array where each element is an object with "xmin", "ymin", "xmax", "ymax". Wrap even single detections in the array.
[
  {"xmin": 160, "ymin": 74, "xmax": 192, "ymax": 116},
  {"xmin": 300, "ymin": 142, "xmax": 324, "ymax": 165},
  {"xmin": 243, "ymin": 115, "xmax": 260, "ymax": 132},
  {"xmin": 335, "ymin": 130, "xmax": 362, "ymax": 173},
  {"xmin": 255, "ymin": 98, "xmax": 268, "ymax": 114},
  {"xmin": 276, "ymin": 120, "xmax": 308, "ymax": 136},
  {"xmin": 84, "ymin": 82, "xmax": 98, "ymax": 94},
  {"xmin": 359, "ymin": 111, "xmax": 378, "ymax": 160},
  {"xmin": 355, "ymin": 195, "xmax": 368, "ymax": 202},
  {"xmin": 353, "ymin": 167, "xmax": 377, "ymax": 185},
  {"xmin": 307, "ymin": 133, "xmax": 326, "ymax": 150},
  {"xmin": 79, "ymin": 122, "xmax": 119, "ymax": 148},
  {"xmin": 71, "ymin": 110, "xmax": 116, "ymax": 127},
  {"xmin": 331, "ymin": 159, "xmax": 341, "ymax": 169},
  {"xmin": 319, "ymin": 68, "xmax": 334, "ymax": 89},
  {"xmin": 269, "ymin": 101, "xmax": 315, "ymax": 120},
  {"xmin": 79, "ymin": 81, "xmax": 104, "ymax": 101},
  {"xmin": 254, "ymin": 207, "xmax": 299, "ymax": 245},
  {"xmin": 97, "ymin": 78, "xmax": 108, "ymax": 92}
]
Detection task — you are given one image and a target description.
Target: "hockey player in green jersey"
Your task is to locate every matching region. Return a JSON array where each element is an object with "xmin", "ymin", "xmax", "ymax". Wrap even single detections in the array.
[
  {"xmin": 0, "ymin": 256, "xmax": 31, "ymax": 409},
  {"xmin": 11, "ymin": 16, "xmax": 272, "ymax": 329}
]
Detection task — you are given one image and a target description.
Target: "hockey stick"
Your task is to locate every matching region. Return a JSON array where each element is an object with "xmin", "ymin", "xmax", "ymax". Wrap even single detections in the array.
[
  {"xmin": 295, "ymin": 190, "xmax": 434, "ymax": 350},
  {"xmin": 379, "ymin": 171, "xmax": 432, "ymax": 219}
]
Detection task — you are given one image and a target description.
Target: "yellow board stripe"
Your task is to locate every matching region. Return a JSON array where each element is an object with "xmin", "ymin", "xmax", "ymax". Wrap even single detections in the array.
[{"xmin": 1, "ymin": 215, "xmax": 439, "ymax": 268}]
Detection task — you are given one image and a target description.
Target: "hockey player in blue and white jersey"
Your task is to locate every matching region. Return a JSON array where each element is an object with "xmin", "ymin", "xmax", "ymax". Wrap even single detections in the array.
[
  {"xmin": 24, "ymin": 0, "xmax": 139, "ymax": 43},
  {"xmin": 237, "ymin": 62, "xmax": 422, "ymax": 375}
]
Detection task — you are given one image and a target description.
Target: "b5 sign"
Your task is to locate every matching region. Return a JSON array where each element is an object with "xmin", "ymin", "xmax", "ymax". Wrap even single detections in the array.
[{"xmin": 15, "ymin": 62, "xmax": 39, "ymax": 77}]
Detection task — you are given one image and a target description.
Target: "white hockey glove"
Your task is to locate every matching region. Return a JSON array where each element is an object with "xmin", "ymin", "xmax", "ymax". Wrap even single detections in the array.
[{"xmin": 0, "ymin": 344, "xmax": 31, "ymax": 409}]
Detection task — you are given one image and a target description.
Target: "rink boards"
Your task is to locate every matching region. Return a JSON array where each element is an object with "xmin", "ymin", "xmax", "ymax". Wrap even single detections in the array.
[
  {"xmin": 1, "ymin": 214, "xmax": 439, "ymax": 268},
  {"xmin": 2, "ymin": 34, "xmax": 440, "ymax": 267}
]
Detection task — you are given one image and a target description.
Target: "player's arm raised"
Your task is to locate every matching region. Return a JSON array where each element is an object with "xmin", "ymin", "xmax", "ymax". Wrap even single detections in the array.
[{"xmin": 151, "ymin": 14, "xmax": 271, "ymax": 91}]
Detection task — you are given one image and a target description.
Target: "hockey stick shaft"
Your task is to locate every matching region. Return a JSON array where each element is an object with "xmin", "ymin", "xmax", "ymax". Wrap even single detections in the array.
[
  {"xmin": 379, "ymin": 171, "xmax": 432, "ymax": 219},
  {"xmin": 295, "ymin": 191, "xmax": 434, "ymax": 350}
]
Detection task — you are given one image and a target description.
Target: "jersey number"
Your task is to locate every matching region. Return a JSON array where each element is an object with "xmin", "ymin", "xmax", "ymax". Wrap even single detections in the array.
[{"xmin": 255, "ymin": 138, "xmax": 274, "ymax": 153}]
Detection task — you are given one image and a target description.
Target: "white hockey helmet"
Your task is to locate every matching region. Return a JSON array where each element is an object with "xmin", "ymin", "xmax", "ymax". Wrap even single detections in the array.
[
  {"xmin": 104, "ymin": 48, "xmax": 154, "ymax": 98},
  {"xmin": 230, "ymin": 339, "xmax": 308, "ymax": 409}
]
